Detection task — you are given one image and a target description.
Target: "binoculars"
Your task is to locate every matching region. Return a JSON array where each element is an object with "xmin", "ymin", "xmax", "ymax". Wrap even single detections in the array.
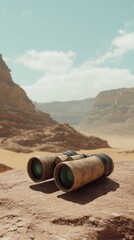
[{"xmin": 27, "ymin": 150, "xmax": 114, "ymax": 192}]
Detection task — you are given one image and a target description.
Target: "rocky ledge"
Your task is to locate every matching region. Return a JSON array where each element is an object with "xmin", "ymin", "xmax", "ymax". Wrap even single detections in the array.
[
  {"xmin": 0, "ymin": 124, "xmax": 110, "ymax": 153},
  {"xmin": 0, "ymin": 159, "xmax": 133, "ymax": 239}
]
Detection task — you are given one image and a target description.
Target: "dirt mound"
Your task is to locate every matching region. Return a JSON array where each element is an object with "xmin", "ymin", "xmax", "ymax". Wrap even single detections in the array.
[
  {"xmin": 0, "ymin": 163, "xmax": 12, "ymax": 173},
  {"xmin": 0, "ymin": 159, "xmax": 133, "ymax": 239}
]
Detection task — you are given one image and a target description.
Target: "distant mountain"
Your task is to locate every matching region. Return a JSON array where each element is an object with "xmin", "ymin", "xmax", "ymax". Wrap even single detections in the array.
[
  {"xmin": 0, "ymin": 54, "xmax": 109, "ymax": 152},
  {"xmin": 34, "ymin": 98, "xmax": 94, "ymax": 126},
  {"xmin": 81, "ymin": 88, "xmax": 134, "ymax": 135}
]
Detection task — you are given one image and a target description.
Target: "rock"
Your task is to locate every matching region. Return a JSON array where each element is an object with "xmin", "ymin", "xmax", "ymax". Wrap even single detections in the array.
[
  {"xmin": 0, "ymin": 54, "xmax": 36, "ymax": 112},
  {"xmin": 0, "ymin": 163, "xmax": 12, "ymax": 173},
  {"xmin": 0, "ymin": 124, "xmax": 110, "ymax": 153},
  {"xmin": 34, "ymin": 98, "xmax": 94, "ymax": 125},
  {"xmin": 0, "ymin": 159, "xmax": 133, "ymax": 239},
  {"xmin": 0, "ymin": 54, "xmax": 110, "ymax": 152},
  {"xmin": 0, "ymin": 54, "xmax": 57, "ymax": 136},
  {"xmin": 82, "ymin": 88, "xmax": 134, "ymax": 135},
  {"xmin": 93, "ymin": 88, "xmax": 134, "ymax": 108}
]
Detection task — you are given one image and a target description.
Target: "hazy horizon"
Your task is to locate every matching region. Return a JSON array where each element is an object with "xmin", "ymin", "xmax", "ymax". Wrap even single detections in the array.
[
  {"xmin": 33, "ymin": 86, "xmax": 134, "ymax": 104},
  {"xmin": 1, "ymin": 0, "xmax": 134, "ymax": 102}
]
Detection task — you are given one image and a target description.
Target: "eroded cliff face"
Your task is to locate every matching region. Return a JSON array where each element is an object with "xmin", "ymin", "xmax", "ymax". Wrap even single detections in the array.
[
  {"xmin": 35, "ymin": 98, "xmax": 94, "ymax": 126},
  {"xmin": 93, "ymin": 88, "xmax": 134, "ymax": 108},
  {"xmin": 0, "ymin": 54, "xmax": 110, "ymax": 152},
  {"xmin": 0, "ymin": 54, "xmax": 35, "ymax": 111},
  {"xmin": 82, "ymin": 88, "xmax": 134, "ymax": 135},
  {"xmin": 0, "ymin": 54, "xmax": 57, "ymax": 137}
]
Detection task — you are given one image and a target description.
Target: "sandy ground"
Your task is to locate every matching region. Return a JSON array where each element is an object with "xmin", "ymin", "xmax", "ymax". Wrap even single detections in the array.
[
  {"xmin": 0, "ymin": 135, "xmax": 134, "ymax": 240},
  {"xmin": 0, "ymin": 155, "xmax": 134, "ymax": 239},
  {"xmin": 0, "ymin": 147, "xmax": 134, "ymax": 170},
  {"xmin": 91, "ymin": 133, "xmax": 134, "ymax": 150},
  {"xmin": 0, "ymin": 135, "xmax": 134, "ymax": 170}
]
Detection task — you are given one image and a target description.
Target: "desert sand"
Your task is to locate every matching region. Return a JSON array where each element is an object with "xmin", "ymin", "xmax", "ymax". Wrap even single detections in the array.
[
  {"xmin": 0, "ymin": 146, "xmax": 134, "ymax": 170},
  {"xmin": 0, "ymin": 135, "xmax": 134, "ymax": 240},
  {"xmin": 0, "ymin": 135, "xmax": 134, "ymax": 170}
]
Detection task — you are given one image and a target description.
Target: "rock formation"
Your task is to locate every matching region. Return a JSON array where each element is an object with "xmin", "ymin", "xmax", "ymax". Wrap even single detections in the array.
[
  {"xmin": 0, "ymin": 163, "xmax": 12, "ymax": 173},
  {"xmin": 0, "ymin": 159, "xmax": 133, "ymax": 239},
  {"xmin": 82, "ymin": 88, "xmax": 134, "ymax": 135},
  {"xmin": 0, "ymin": 54, "xmax": 34, "ymax": 111},
  {"xmin": 0, "ymin": 123, "xmax": 109, "ymax": 153},
  {"xmin": 0, "ymin": 54, "xmax": 57, "ymax": 136},
  {"xmin": 35, "ymin": 98, "xmax": 94, "ymax": 126},
  {"xmin": 0, "ymin": 54, "xmax": 109, "ymax": 152}
]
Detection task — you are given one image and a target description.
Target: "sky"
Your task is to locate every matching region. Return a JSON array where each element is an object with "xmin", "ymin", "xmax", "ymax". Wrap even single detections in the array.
[{"xmin": 0, "ymin": 0, "xmax": 134, "ymax": 102}]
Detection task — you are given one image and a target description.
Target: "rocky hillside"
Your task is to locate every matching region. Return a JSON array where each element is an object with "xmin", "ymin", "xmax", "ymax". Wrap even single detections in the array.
[
  {"xmin": 81, "ymin": 88, "xmax": 134, "ymax": 135},
  {"xmin": 34, "ymin": 98, "xmax": 94, "ymax": 126},
  {"xmin": 0, "ymin": 54, "xmax": 34, "ymax": 112},
  {"xmin": 0, "ymin": 53, "xmax": 57, "ymax": 136},
  {"xmin": 0, "ymin": 54, "xmax": 109, "ymax": 152}
]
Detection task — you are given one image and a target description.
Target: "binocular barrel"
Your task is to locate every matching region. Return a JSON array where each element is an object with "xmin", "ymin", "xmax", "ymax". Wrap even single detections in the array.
[
  {"xmin": 54, "ymin": 153, "xmax": 114, "ymax": 192},
  {"xmin": 54, "ymin": 153, "xmax": 88, "ymax": 166},
  {"xmin": 27, "ymin": 150, "xmax": 77, "ymax": 182}
]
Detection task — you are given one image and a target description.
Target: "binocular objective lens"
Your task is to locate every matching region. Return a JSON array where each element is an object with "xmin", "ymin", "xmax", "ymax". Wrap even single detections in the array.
[
  {"xmin": 31, "ymin": 159, "xmax": 43, "ymax": 180},
  {"xmin": 59, "ymin": 165, "xmax": 74, "ymax": 189}
]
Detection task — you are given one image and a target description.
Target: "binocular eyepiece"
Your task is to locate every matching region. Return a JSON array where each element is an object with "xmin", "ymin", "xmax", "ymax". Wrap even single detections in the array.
[{"xmin": 27, "ymin": 150, "xmax": 114, "ymax": 192}]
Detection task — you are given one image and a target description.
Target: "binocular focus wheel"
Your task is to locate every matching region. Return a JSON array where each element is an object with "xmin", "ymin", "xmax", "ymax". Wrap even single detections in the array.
[{"xmin": 63, "ymin": 150, "xmax": 77, "ymax": 156}]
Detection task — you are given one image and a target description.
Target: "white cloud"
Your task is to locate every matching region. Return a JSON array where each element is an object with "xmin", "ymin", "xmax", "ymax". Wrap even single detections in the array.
[
  {"xmin": 21, "ymin": 10, "xmax": 31, "ymax": 17},
  {"xmin": 112, "ymin": 31, "xmax": 134, "ymax": 52},
  {"xmin": 85, "ymin": 31, "xmax": 134, "ymax": 66},
  {"xmin": 1, "ymin": 8, "xmax": 8, "ymax": 14},
  {"xmin": 118, "ymin": 29, "xmax": 126, "ymax": 35},
  {"xmin": 124, "ymin": 20, "xmax": 134, "ymax": 31},
  {"xmin": 15, "ymin": 29, "xmax": 134, "ymax": 102},
  {"xmin": 22, "ymin": 64, "xmax": 134, "ymax": 102},
  {"xmin": 16, "ymin": 50, "xmax": 75, "ymax": 74}
]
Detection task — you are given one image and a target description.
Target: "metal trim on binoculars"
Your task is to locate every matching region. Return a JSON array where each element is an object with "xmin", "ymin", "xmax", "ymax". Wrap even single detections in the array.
[
  {"xmin": 54, "ymin": 154, "xmax": 114, "ymax": 192},
  {"xmin": 27, "ymin": 150, "xmax": 77, "ymax": 182}
]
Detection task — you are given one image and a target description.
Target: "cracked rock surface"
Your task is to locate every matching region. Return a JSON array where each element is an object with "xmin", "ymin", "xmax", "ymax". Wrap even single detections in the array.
[{"xmin": 0, "ymin": 159, "xmax": 134, "ymax": 240}]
